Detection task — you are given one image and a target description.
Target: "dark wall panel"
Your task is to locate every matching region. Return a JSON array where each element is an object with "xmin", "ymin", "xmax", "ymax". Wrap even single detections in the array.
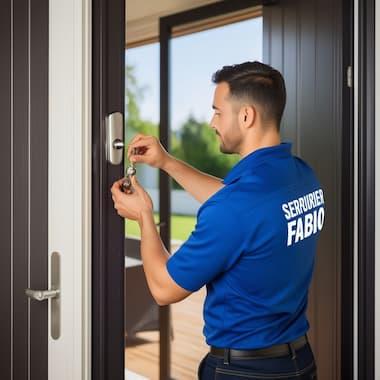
[
  {"xmin": 13, "ymin": 0, "xmax": 29, "ymax": 379},
  {"xmin": 0, "ymin": 1, "xmax": 13, "ymax": 378},
  {"xmin": 29, "ymin": 1, "xmax": 49, "ymax": 379},
  {"xmin": 0, "ymin": 1, "xmax": 49, "ymax": 379},
  {"xmin": 264, "ymin": 1, "xmax": 342, "ymax": 379}
]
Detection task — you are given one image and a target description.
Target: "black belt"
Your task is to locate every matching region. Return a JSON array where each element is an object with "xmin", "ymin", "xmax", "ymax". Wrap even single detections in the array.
[{"xmin": 210, "ymin": 335, "xmax": 308, "ymax": 363}]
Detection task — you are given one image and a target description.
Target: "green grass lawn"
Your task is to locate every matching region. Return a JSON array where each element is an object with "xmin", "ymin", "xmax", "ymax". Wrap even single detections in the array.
[{"xmin": 125, "ymin": 213, "xmax": 196, "ymax": 242}]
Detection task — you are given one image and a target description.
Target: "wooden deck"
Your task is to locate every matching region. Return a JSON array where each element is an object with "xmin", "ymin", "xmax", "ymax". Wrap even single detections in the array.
[{"xmin": 125, "ymin": 287, "xmax": 208, "ymax": 380}]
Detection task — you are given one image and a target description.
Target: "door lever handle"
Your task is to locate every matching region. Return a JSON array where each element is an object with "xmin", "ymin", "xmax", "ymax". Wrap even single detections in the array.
[
  {"xmin": 25, "ymin": 252, "xmax": 61, "ymax": 339},
  {"xmin": 25, "ymin": 288, "xmax": 60, "ymax": 301}
]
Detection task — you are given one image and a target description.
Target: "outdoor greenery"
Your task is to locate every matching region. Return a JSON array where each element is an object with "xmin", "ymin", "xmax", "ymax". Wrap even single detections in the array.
[
  {"xmin": 125, "ymin": 64, "xmax": 159, "ymax": 140},
  {"xmin": 171, "ymin": 115, "xmax": 239, "ymax": 181},
  {"xmin": 125, "ymin": 64, "xmax": 239, "ymax": 188},
  {"xmin": 126, "ymin": 213, "xmax": 197, "ymax": 242},
  {"xmin": 124, "ymin": 64, "xmax": 239, "ymax": 240}
]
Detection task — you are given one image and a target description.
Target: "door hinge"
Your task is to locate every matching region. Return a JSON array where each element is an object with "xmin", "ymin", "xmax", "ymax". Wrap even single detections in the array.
[{"xmin": 347, "ymin": 65, "xmax": 353, "ymax": 88}]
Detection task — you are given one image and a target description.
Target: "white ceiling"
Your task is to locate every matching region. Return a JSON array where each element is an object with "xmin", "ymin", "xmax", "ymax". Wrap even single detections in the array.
[{"xmin": 126, "ymin": 0, "xmax": 222, "ymax": 46}]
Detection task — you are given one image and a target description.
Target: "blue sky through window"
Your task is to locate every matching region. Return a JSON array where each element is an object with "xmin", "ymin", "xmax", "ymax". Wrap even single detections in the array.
[{"xmin": 126, "ymin": 17, "xmax": 262, "ymax": 131}]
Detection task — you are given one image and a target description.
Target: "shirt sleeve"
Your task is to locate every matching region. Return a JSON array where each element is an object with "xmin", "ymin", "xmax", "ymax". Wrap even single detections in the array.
[{"xmin": 166, "ymin": 201, "xmax": 246, "ymax": 292}]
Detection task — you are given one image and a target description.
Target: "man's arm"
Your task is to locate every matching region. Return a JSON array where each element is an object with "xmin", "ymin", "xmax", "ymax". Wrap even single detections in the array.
[
  {"xmin": 162, "ymin": 155, "xmax": 224, "ymax": 203},
  {"xmin": 111, "ymin": 177, "xmax": 190, "ymax": 305},
  {"xmin": 128, "ymin": 134, "xmax": 224, "ymax": 203},
  {"xmin": 138, "ymin": 210, "xmax": 192, "ymax": 306}
]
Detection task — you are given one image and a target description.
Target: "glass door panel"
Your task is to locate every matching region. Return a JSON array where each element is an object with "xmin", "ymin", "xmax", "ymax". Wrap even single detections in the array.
[
  {"xmin": 169, "ymin": 16, "xmax": 263, "ymax": 379},
  {"xmin": 124, "ymin": 43, "xmax": 160, "ymax": 380}
]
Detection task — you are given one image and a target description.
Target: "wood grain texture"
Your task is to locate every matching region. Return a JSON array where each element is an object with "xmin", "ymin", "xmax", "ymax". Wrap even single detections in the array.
[{"xmin": 126, "ymin": 287, "xmax": 208, "ymax": 380}]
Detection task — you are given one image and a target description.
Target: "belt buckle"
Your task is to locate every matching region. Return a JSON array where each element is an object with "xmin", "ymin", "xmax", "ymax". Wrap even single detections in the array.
[
  {"xmin": 288, "ymin": 342, "xmax": 297, "ymax": 360},
  {"xmin": 223, "ymin": 348, "xmax": 230, "ymax": 365}
]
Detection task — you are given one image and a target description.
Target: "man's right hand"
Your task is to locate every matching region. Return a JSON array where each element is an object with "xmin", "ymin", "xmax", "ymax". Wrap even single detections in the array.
[
  {"xmin": 127, "ymin": 133, "xmax": 223, "ymax": 204},
  {"xmin": 127, "ymin": 134, "xmax": 170, "ymax": 169}
]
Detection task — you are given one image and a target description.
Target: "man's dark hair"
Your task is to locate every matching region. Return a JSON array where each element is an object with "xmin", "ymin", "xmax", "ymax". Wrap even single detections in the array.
[{"xmin": 212, "ymin": 61, "xmax": 286, "ymax": 129}]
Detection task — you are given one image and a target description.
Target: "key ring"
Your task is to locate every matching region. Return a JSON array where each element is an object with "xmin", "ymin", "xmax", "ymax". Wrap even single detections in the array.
[
  {"xmin": 121, "ymin": 149, "xmax": 137, "ymax": 193},
  {"xmin": 120, "ymin": 146, "xmax": 146, "ymax": 193},
  {"xmin": 121, "ymin": 164, "xmax": 136, "ymax": 193}
]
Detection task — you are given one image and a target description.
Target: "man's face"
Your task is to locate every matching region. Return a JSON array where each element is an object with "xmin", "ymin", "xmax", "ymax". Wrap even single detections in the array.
[{"xmin": 210, "ymin": 82, "xmax": 243, "ymax": 154}]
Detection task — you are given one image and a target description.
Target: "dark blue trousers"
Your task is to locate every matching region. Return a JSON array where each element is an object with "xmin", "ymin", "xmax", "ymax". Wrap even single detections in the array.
[{"xmin": 198, "ymin": 342, "xmax": 317, "ymax": 379}]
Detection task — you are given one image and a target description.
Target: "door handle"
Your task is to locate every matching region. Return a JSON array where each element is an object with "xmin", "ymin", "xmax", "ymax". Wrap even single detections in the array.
[
  {"xmin": 25, "ymin": 289, "xmax": 60, "ymax": 301},
  {"xmin": 25, "ymin": 251, "xmax": 61, "ymax": 340},
  {"xmin": 106, "ymin": 112, "xmax": 124, "ymax": 164}
]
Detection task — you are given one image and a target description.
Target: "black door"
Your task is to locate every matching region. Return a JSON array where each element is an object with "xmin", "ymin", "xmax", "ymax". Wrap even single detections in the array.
[
  {"xmin": 263, "ymin": 1, "xmax": 352, "ymax": 379},
  {"xmin": 0, "ymin": 1, "xmax": 49, "ymax": 379}
]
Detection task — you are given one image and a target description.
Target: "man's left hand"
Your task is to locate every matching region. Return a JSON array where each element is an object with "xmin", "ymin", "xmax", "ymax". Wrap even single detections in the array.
[{"xmin": 111, "ymin": 175, "xmax": 153, "ymax": 222}]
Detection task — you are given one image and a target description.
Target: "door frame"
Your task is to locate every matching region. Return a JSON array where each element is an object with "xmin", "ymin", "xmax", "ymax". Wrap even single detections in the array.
[
  {"xmin": 159, "ymin": 1, "xmax": 266, "ymax": 378},
  {"xmin": 48, "ymin": 0, "xmax": 92, "ymax": 379},
  {"xmin": 91, "ymin": 0, "xmax": 358, "ymax": 379},
  {"xmin": 91, "ymin": 0, "xmax": 125, "ymax": 379},
  {"xmin": 342, "ymin": 0, "xmax": 354, "ymax": 379},
  {"xmin": 357, "ymin": 0, "xmax": 375, "ymax": 379}
]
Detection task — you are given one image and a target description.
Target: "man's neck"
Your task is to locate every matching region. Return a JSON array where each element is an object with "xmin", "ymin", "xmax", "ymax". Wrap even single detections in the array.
[{"xmin": 239, "ymin": 132, "xmax": 281, "ymax": 158}]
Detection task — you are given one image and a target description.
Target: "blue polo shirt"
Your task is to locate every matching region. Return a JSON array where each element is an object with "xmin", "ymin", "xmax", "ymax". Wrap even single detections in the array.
[{"xmin": 166, "ymin": 142, "xmax": 325, "ymax": 349}]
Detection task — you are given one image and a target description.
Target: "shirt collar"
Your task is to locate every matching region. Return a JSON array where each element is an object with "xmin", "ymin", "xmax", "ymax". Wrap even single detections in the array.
[{"xmin": 223, "ymin": 142, "xmax": 293, "ymax": 185}]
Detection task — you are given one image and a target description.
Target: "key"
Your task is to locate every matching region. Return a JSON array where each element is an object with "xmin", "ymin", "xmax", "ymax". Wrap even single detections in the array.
[
  {"xmin": 120, "ymin": 146, "xmax": 146, "ymax": 193},
  {"xmin": 121, "ymin": 162, "xmax": 136, "ymax": 193}
]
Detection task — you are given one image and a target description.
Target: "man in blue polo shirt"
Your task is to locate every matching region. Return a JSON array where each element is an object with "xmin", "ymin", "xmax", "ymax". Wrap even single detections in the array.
[{"xmin": 111, "ymin": 61, "xmax": 324, "ymax": 379}]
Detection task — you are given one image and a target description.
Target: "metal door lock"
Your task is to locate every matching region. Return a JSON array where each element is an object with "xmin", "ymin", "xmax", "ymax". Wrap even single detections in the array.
[
  {"xmin": 106, "ymin": 112, "xmax": 124, "ymax": 164},
  {"xmin": 113, "ymin": 138, "xmax": 124, "ymax": 150}
]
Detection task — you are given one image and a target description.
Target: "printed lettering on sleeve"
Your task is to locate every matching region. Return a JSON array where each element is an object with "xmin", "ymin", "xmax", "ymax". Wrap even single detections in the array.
[{"xmin": 282, "ymin": 189, "xmax": 325, "ymax": 247}]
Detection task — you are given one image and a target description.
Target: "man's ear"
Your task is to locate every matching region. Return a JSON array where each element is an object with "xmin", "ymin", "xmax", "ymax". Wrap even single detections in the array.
[{"xmin": 239, "ymin": 105, "xmax": 256, "ymax": 128}]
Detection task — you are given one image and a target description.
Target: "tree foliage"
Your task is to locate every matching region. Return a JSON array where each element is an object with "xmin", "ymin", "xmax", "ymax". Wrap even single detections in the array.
[
  {"xmin": 125, "ymin": 64, "xmax": 158, "ymax": 140},
  {"xmin": 125, "ymin": 64, "xmax": 239, "ymax": 189},
  {"xmin": 171, "ymin": 115, "xmax": 239, "ymax": 180}
]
